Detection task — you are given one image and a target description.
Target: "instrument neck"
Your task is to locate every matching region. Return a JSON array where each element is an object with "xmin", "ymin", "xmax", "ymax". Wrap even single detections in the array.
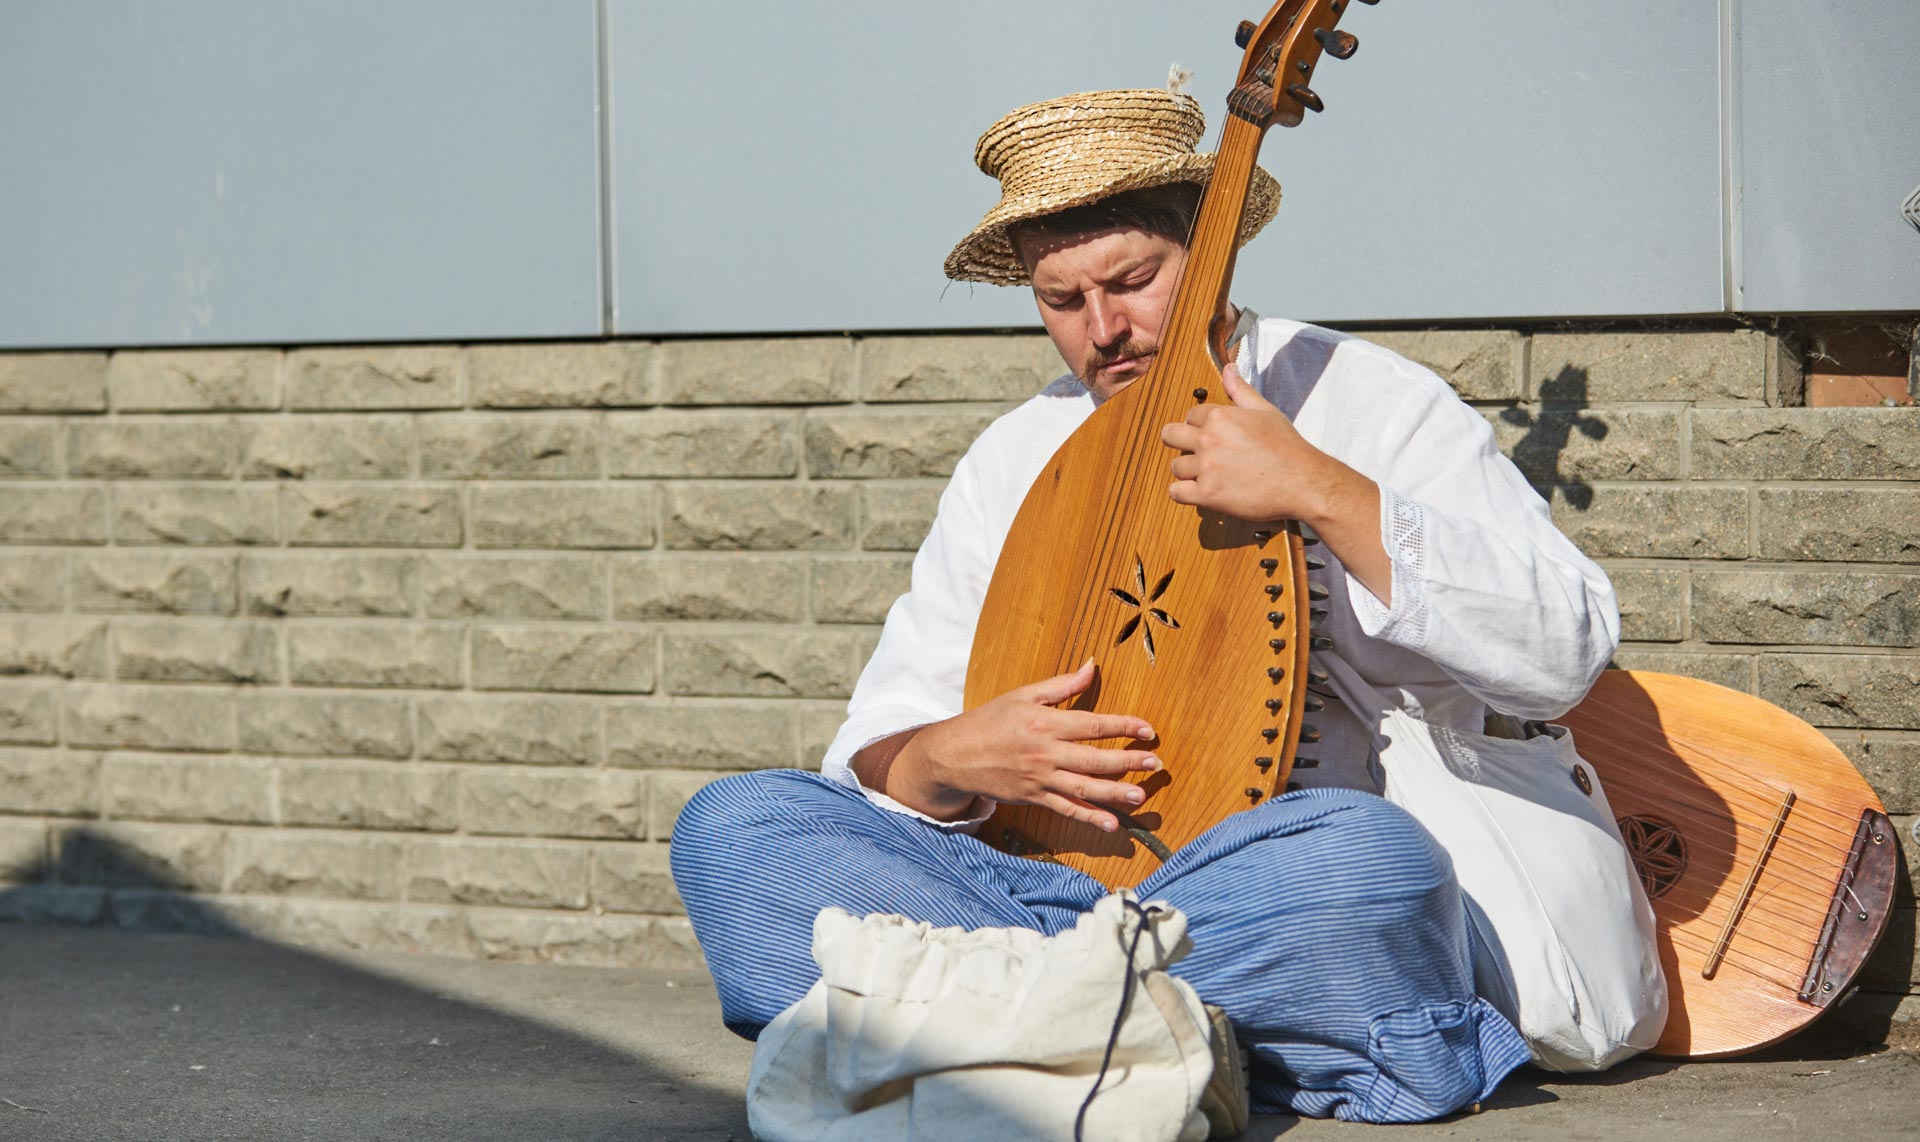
[{"xmin": 1163, "ymin": 113, "xmax": 1267, "ymax": 374}]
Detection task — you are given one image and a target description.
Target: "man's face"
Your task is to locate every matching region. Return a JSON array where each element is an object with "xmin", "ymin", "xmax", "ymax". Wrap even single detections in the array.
[{"xmin": 1019, "ymin": 226, "xmax": 1187, "ymax": 401}]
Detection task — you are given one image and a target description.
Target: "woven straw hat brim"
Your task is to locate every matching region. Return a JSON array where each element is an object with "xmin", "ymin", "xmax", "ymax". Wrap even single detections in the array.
[
  {"xmin": 944, "ymin": 157, "xmax": 1281, "ymax": 285},
  {"xmin": 943, "ymin": 87, "xmax": 1281, "ymax": 286}
]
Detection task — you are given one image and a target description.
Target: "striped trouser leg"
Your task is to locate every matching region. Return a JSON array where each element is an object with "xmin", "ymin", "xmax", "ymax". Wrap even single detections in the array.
[
  {"xmin": 1139, "ymin": 786, "xmax": 1531, "ymax": 1122},
  {"xmin": 667, "ymin": 769, "xmax": 1103, "ymax": 1036},
  {"xmin": 670, "ymin": 771, "xmax": 1527, "ymax": 1122}
]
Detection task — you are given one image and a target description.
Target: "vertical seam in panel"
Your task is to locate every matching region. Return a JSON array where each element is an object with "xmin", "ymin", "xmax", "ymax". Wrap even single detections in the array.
[
  {"xmin": 595, "ymin": 0, "xmax": 617, "ymax": 336},
  {"xmin": 1718, "ymin": 0, "xmax": 1742, "ymax": 313}
]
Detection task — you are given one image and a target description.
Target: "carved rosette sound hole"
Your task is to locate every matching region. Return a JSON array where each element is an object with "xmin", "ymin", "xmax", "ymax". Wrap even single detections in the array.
[
  {"xmin": 1617, "ymin": 814, "xmax": 1687, "ymax": 899},
  {"xmin": 1110, "ymin": 554, "xmax": 1180, "ymax": 663}
]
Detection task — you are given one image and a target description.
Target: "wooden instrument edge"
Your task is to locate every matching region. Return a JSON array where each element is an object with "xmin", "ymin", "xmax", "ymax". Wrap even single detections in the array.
[{"xmin": 1562, "ymin": 670, "xmax": 1902, "ymax": 1059}]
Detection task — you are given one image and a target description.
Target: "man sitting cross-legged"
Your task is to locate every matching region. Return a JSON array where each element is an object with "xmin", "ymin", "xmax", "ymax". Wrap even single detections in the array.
[{"xmin": 670, "ymin": 88, "xmax": 1630, "ymax": 1124}]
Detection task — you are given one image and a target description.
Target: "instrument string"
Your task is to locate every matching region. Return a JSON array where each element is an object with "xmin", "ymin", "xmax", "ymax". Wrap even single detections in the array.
[
  {"xmin": 1659, "ymin": 873, "xmax": 1822, "ymax": 982},
  {"xmin": 1625, "ymin": 852, "xmax": 1834, "ymax": 920},
  {"xmin": 1576, "ymin": 695, "xmax": 1870, "ymax": 835},
  {"xmin": 1652, "ymin": 882, "xmax": 1829, "ymax": 963},
  {"xmin": 1057, "ymin": 114, "xmax": 1301, "ymax": 788},
  {"xmin": 1658, "ymin": 924, "xmax": 1807, "ymax": 993},
  {"xmin": 1628, "ymin": 828, "xmax": 1839, "ymax": 938},
  {"xmin": 1060, "ymin": 390, "xmax": 1169, "ymax": 696},
  {"xmin": 1594, "ymin": 776, "xmax": 1852, "ymax": 896},
  {"xmin": 1579, "ymin": 709, "xmax": 1867, "ymax": 839},
  {"xmin": 1592, "ymin": 779, "xmax": 1862, "ymax": 906},
  {"xmin": 1561, "ymin": 706, "xmax": 1870, "ymax": 930},
  {"xmin": 1658, "ymin": 909, "xmax": 1807, "ymax": 986},
  {"xmin": 1578, "ymin": 722, "xmax": 1869, "ymax": 860},
  {"xmin": 1660, "ymin": 894, "xmax": 1820, "ymax": 982},
  {"xmin": 1589, "ymin": 765, "xmax": 1856, "ymax": 896},
  {"xmin": 1571, "ymin": 695, "xmax": 1886, "ymax": 960}
]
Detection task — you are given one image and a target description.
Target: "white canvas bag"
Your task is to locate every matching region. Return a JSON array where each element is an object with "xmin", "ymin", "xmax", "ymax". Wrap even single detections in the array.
[
  {"xmin": 747, "ymin": 891, "xmax": 1216, "ymax": 1142},
  {"xmin": 1320, "ymin": 656, "xmax": 1668, "ymax": 1071}
]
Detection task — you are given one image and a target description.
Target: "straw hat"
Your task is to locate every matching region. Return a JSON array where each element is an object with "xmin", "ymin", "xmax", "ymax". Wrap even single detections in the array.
[{"xmin": 943, "ymin": 88, "xmax": 1281, "ymax": 285}]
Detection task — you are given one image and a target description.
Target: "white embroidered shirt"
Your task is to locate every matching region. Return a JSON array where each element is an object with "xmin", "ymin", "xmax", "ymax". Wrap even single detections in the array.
[{"xmin": 819, "ymin": 319, "xmax": 1621, "ymax": 828}]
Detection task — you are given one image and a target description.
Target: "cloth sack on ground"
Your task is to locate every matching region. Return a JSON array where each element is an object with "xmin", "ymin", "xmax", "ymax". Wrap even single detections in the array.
[
  {"xmin": 1321, "ymin": 656, "xmax": 1668, "ymax": 1071},
  {"xmin": 746, "ymin": 891, "xmax": 1216, "ymax": 1142}
]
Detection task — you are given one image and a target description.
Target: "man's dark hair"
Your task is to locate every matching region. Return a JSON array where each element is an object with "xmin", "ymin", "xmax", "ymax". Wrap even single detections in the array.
[{"xmin": 1009, "ymin": 182, "xmax": 1203, "ymax": 266}]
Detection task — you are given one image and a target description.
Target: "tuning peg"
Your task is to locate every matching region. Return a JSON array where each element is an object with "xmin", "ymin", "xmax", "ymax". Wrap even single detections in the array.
[
  {"xmin": 1314, "ymin": 28, "xmax": 1359, "ymax": 59},
  {"xmin": 1304, "ymin": 695, "xmax": 1325, "ymax": 712},
  {"xmin": 1235, "ymin": 19, "xmax": 1257, "ymax": 48},
  {"xmin": 1307, "ymin": 583, "xmax": 1329, "ymax": 601},
  {"xmin": 1284, "ymin": 83, "xmax": 1324, "ymax": 113},
  {"xmin": 1300, "ymin": 724, "xmax": 1322, "ymax": 743},
  {"xmin": 1309, "ymin": 635, "xmax": 1335, "ymax": 651},
  {"xmin": 1354, "ymin": 0, "xmax": 1379, "ymax": 5}
]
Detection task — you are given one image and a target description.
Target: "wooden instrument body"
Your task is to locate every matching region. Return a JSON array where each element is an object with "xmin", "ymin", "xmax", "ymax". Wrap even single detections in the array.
[
  {"xmin": 964, "ymin": 336, "xmax": 1310, "ymax": 888},
  {"xmin": 1562, "ymin": 671, "xmax": 1898, "ymax": 1058},
  {"xmin": 961, "ymin": 0, "xmax": 1360, "ymax": 887}
]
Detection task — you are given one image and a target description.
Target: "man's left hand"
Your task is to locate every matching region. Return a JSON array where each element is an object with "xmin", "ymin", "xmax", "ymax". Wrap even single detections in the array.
[
  {"xmin": 1160, "ymin": 362, "xmax": 1394, "ymax": 605},
  {"xmin": 1161, "ymin": 363, "xmax": 1334, "ymax": 523}
]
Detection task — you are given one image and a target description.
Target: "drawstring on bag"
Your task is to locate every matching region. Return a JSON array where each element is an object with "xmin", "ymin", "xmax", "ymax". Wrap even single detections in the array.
[{"xmin": 1075, "ymin": 897, "xmax": 1165, "ymax": 1142}]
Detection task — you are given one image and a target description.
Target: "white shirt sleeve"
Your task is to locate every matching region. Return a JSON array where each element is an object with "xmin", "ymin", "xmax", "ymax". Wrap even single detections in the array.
[
  {"xmin": 818, "ymin": 443, "xmax": 998, "ymax": 831},
  {"xmin": 1314, "ymin": 340, "xmax": 1620, "ymax": 720}
]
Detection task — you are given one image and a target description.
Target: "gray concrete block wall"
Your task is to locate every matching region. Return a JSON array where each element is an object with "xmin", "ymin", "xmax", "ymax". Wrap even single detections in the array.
[{"xmin": 1, "ymin": 330, "xmax": 1916, "ymax": 1008}]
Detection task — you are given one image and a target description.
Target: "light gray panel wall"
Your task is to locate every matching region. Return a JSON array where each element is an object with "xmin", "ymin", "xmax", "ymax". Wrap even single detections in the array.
[
  {"xmin": 1270, "ymin": 1, "xmax": 1725, "ymax": 322},
  {"xmin": 1735, "ymin": 0, "xmax": 1920, "ymax": 312},
  {"xmin": 0, "ymin": 1, "xmax": 601, "ymax": 349},
  {"xmin": 609, "ymin": 0, "xmax": 1725, "ymax": 333}
]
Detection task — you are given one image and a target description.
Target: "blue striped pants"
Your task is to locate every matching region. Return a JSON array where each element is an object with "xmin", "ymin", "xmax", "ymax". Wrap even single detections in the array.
[{"xmin": 669, "ymin": 770, "xmax": 1530, "ymax": 1123}]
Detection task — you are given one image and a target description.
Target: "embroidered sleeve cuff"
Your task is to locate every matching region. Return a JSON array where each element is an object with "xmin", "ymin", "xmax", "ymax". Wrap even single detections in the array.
[{"xmin": 1347, "ymin": 484, "xmax": 1432, "ymax": 651}]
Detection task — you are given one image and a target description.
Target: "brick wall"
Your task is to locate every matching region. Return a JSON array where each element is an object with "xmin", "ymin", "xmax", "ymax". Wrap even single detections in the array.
[{"xmin": 0, "ymin": 329, "xmax": 1914, "ymax": 1008}]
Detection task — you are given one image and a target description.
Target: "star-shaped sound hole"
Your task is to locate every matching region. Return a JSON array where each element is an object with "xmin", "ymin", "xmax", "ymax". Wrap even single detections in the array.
[{"xmin": 1110, "ymin": 555, "xmax": 1180, "ymax": 663}]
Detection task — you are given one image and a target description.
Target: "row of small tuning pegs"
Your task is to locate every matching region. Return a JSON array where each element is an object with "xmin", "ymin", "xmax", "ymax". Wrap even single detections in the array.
[{"xmin": 1251, "ymin": 521, "xmax": 1342, "ymax": 799}]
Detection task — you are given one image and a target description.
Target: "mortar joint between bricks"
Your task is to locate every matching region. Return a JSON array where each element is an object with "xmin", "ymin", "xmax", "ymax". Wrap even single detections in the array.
[
  {"xmin": 1669, "ymin": 397, "xmax": 1692, "ymax": 482},
  {"xmin": 1515, "ymin": 333, "xmax": 1532, "ymax": 404}
]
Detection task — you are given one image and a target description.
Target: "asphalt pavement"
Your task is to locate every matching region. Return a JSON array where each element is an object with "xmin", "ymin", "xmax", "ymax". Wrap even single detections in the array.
[{"xmin": 2, "ymin": 923, "xmax": 1915, "ymax": 1140}]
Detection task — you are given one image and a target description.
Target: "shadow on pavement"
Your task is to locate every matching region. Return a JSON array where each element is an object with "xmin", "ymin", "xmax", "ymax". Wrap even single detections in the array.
[
  {"xmin": 4, "ymin": 827, "xmax": 1907, "ymax": 1139},
  {"xmin": 0, "ymin": 830, "xmax": 750, "ymax": 1141}
]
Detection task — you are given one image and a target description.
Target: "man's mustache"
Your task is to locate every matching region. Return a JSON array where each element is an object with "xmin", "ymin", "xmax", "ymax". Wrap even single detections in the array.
[{"xmin": 1087, "ymin": 340, "xmax": 1157, "ymax": 375}]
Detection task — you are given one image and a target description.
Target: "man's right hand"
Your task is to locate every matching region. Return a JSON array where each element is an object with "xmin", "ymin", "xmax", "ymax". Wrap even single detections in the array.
[{"xmin": 850, "ymin": 660, "xmax": 1160, "ymax": 832}]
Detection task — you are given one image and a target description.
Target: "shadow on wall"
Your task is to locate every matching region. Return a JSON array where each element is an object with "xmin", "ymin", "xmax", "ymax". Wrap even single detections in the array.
[
  {"xmin": 1500, "ymin": 365, "xmax": 1607, "ymax": 510},
  {"xmin": 0, "ymin": 829, "xmax": 750, "ymax": 1141}
]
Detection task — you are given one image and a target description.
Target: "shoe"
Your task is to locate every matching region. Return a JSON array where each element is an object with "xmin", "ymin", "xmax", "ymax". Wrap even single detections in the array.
[{"xmin": 1198, "ymin": 1003, "xmax": 1249, "ymax": 1139}]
